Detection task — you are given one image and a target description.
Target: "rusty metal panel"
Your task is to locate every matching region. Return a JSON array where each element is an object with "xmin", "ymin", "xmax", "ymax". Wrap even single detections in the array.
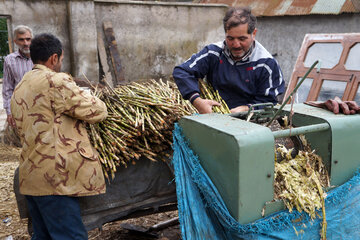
[
  {"xmin": 198, "ymin": 0, "xmax": 359, "ymax": 16},
  {"xmin": 246, "ymin": 0, "xmax": 272, "ymax": 15},
  {"xmin": 261, "ymin": 0, "xmax": 287, "ymax": 16},
  {"xmin": 285, "ymin": 0, "xmax": 317, "ymax": 15},
  {"xmin": 266, "ymin": 0, "xmax": 293, "ymax": 16},
  {"xmin": 342, "ymin": 0, "xmax": 358, "ymax": 12},
  {"xmin": 311, "ymin": 0, "xmax": 346, "ymax": 14},
  {"xmin": 284, "ymin": 33, "xmax": 360, "ymax": 104},
  {"xmin": 198, "ymin": 0, "xmax": 233, "ymax": 5}
]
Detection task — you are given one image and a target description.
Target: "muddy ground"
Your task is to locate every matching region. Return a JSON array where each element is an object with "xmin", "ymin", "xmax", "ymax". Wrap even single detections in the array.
[{"xmin": 0, "ymin": 144, "xmax": 181, "ymax": 240}]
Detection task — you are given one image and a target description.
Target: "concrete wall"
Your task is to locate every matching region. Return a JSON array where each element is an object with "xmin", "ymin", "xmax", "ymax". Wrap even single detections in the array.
[
  {"xmin": 94, "ymin": 1, "xmax": 226, "ymax": 82},
  {"xmin": 256, "ymin": 13, "xmax": 360, "ymax": 84},
  {"xmin": 1, "ymin": 0, "xmax": 358, "ymax": 85},
  {"xmin": 0, "ymin": 0, "xmax": 72, "ymax": 75},
  {"xmin": 0, "ymin": 0, "xmax": 102, "ymax": 82},
  {"xmin": 68, "ymin": 0, "xmax": 99, "ymax": 81},
  {"xmin": 0, "ymin": 0, "xmax": 227, "ymax": 83}
]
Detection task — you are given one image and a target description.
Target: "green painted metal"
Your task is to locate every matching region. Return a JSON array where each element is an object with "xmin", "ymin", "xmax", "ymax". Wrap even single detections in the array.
[
  {"xmin": 263, "ymin": 200, "xmax": 285, "ymax": 217},
  {"xmin": 282, "ymin": 103, "xmax": 360, "ymax": 186},
  {"xmin": 272, "ymin": 122, "xmax": 330, "ymax": 138},
  {"xmin": 179, "ymin": 114, "xmax": 275, "ymax": 224},
  {"xmin": 178, "ymin": 103, "xmax": 360, "ymax": 224}
]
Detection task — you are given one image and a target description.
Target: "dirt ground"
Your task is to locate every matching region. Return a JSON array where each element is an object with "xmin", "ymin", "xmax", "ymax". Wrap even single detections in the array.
[{"xmin": 0, "ymin": 143, "xmax": 181, "ymax": 240}]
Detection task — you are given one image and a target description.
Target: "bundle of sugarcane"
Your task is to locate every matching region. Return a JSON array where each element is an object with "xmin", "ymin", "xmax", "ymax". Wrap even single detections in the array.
[
  {"xmin": 274, "ymin": 137, "xmax": 330, "ymax": 239},
  {"xmin": 88, "ymin": 79, "xmax": 197, "ymax": 179},
  {"xmin": 87, "ymin": 78, "xmax": 232, "ymax": 179},
  {"xmin": 198, "ymin": 79, "xmax": 231, "ymax": 114},
  {"xmin": 87, "ymin": 78, "xmax": 231, "ymax": 178}
]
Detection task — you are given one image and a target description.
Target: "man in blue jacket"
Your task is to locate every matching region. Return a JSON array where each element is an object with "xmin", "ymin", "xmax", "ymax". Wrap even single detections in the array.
[{"xmin": 173, "ymin": 7, "xmax": 284, "ymax": 114}]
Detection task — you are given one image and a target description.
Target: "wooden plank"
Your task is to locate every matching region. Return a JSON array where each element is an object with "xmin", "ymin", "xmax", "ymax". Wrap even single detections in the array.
[
  {"xmin": 7, "ymin": 18, "xmax": 13, "ymax": 53},
  {"xmin": 103, "ymin": 21, "xmax": 126, "ymax": 85},
  {"xmin": 284, "ymin": 33, "xmax": 360, "ymax": 103},
  {"xmin": 97, "ymin": 31, "xmax": 114, "ymax": 87}
]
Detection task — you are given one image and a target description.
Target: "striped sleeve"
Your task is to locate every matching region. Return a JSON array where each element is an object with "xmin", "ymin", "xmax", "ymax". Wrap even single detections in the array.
[
  {"xmin": 253, "ymin": 59, "xmax": 285, "ymax": 104},
  {"xmin": 2, "ymin": 54, "xmax": 33, "ymax": 115},
  {"xmin": 2, "ymin": 57, "xmax": 16, "ymax": 115},
  {"xmin": 173, "ymin": 45, "xmax": 220, "ymax": 100}
]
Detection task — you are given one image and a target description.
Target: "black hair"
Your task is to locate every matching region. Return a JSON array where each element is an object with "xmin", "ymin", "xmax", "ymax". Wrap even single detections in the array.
[
  {"xmin": 30, "ymin": 33, "xmax": 62, "ymax": 64},
  {"xmin": 223, "ymin": 7, "xmax": 257, "ymax": 34}
]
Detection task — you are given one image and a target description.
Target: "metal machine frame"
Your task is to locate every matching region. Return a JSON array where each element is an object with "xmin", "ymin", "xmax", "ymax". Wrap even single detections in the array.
[{"xmin": 179, "ymin": 104, "xmax": 360, "ymax": 224}]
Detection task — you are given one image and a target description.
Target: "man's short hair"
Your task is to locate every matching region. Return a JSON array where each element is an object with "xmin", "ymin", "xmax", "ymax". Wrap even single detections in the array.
[
  {"xmin": 14, "ymin": 25, "xmax": 33, "ymax": 39},
  {"xmin": 223, "ymin": 7, "xmax": 257, "ymax": 34},
  {"xmin": 30, "ymin": 33, "xmax": 63, "ymax": 64}
]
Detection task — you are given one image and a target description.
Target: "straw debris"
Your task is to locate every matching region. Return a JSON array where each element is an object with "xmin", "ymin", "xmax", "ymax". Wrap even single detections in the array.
[{"xmin": 274, "ymin": 135, "xmax": 329, "ymax": 239}]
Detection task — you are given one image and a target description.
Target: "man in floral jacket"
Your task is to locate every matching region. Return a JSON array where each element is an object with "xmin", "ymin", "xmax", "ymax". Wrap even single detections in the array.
[{"xmin": 10, "ymin": 33, "xmax": 108, "ymax": 239}]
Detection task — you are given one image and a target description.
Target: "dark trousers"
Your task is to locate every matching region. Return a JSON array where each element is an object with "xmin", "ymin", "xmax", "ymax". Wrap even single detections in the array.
[{"xmin": 25, "ymin": 195, "xmax": 87, "ymax": 240}]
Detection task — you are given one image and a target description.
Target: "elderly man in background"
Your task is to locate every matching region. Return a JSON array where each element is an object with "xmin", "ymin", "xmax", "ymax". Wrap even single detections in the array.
[{"xmin": 2, "ymin": 25, "xmax": 33, "ymax": 127}]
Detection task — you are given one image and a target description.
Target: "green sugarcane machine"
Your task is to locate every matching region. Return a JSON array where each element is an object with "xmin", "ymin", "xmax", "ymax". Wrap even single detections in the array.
[{"xmin": 178, "ymin": 103, "xmax": 360, "ymax": 224}]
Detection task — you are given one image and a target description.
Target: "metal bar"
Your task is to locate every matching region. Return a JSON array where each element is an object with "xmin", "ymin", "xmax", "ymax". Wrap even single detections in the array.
[
  {"xmin": 149, "ymin": 217, "xmax": 179, "ymax": 231},
  {"xmin": 266, "ymin": 60, "xmax": 319, "ymax": 127},
  {"xmin": 273, "ymin": 123, "xmax": 330, "ymax": 139}
]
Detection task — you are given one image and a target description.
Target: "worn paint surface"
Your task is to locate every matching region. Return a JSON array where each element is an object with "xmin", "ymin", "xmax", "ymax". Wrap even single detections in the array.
[
  {"xmin": 199, "ymin": 0, "xmax": 359, "ymax": 16},
  {"xmin": 95, "ymin": 2, "xmax": 227, "ymax": 81},
  {"xmin": 311, "ymin": 0, "xmax": 347, "ymax": 14},
  {"xmin": 0, "ymin": 0, "xmax": 227, "ymax": 82}
]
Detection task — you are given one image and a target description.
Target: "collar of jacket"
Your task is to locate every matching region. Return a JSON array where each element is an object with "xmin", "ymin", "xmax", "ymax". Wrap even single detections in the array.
[
  {"xmin": 33, "ymin": 64, "xmax": 56, "ymax": 72},
  {"xmin": 223, "ymin": 41, "xmax": 255, "ymax": 65}
]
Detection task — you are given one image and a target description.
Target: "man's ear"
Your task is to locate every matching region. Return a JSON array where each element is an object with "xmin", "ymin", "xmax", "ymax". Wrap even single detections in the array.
[
  {"xmin": 50, "ymin": 53, "xmax": 59, "ymax": 66},
  {"xmin": 252, "ymin": 28, "xmax": 257, "ymax": 39},
  {"xmin": 14, "ymin": 35, "xmax": 19, "ymax": 43}
]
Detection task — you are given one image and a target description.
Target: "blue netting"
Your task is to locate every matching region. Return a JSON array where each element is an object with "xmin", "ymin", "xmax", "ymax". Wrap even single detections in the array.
[{"xmin": 172, "ymin": 123, "xmax": 360, "ymax": 240}]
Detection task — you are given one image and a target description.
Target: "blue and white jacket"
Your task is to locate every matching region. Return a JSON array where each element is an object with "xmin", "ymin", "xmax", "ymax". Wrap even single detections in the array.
[{"xmin": 173, "ymin": 40, "xmax": 285, "ymax": 109}]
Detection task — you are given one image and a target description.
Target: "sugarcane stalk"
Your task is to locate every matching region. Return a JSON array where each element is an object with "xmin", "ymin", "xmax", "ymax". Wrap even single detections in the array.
[
  {"xmin": 198, "ymin": 79, "xmax": 231, "ymax": 114},
  {"xmin": 86, "ymin": 79, "xmax": 200, "ymax": 179}
]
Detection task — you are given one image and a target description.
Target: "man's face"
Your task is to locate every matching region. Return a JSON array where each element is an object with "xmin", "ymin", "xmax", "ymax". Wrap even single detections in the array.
[
  {"xmin": 54, "ymin": 51, "xmax": 64, "ymax": 73},
  {"xmin": 225, "ymin": 23, "xmax": 256, "ymax": 61},
  {"xmin": 14, "ymin": 31, "xmax": 32, "ymax": 55}
]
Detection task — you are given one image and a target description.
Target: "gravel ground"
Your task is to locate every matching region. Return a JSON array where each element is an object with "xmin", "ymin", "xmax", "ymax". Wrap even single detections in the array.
[{"xmin": 0, "ymin": 143, "xmax": 181, "ymax": 240}]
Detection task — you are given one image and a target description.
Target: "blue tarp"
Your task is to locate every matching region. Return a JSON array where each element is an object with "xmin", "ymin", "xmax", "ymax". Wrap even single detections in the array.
[{"xmin": 172, "ymin": 123, "xmax": 360, "ymax": 240}]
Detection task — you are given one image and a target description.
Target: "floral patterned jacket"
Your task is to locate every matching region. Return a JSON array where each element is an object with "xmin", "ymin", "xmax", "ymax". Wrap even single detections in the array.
[{"xmin": 11, "ymin": 64, "xmax": 108, "ymax": 196}]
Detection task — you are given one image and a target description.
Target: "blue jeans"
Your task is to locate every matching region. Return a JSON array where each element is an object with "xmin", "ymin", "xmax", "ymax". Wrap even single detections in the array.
[{"xmin": 25, "ymin": 195, "xmax": 87, "ymax": 240}]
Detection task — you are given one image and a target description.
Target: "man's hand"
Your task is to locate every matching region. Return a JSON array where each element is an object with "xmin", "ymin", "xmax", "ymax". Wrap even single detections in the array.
[
  {"xmin": 325, "ymin": 96, "xmax": 359, "ymax": 115},
  {"xmin": 333, "ymin": 96, "xmax": 351, "ymax": 114},
  {"xmin": 230, "ymin": 105, "xmax": 249, "ymax": 113},
  {"xmin": 344, "ymin": 100, "xmax": 360, "ymax": 113},
  {"xmin": 7, "ymin": 114, "xmax": 16, "ymax": 128},
  {"xmin": 192, "ymin": 97, "xmax": 221, "ymax": 114},
  {"xmin": 323, "ymin": 99, "xmax": 340, "ymax": 114},
  {"xmin": 305, "ymin": 97, "xmax": 360, "ymax": 115}
]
